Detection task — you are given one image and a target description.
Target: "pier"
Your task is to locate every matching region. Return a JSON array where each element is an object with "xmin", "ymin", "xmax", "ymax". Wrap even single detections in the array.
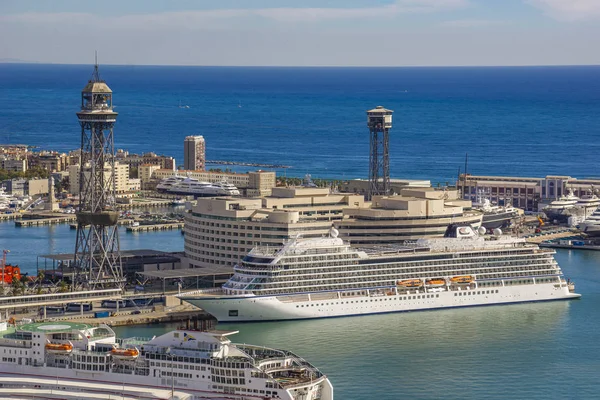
[{"xmin": 15, "ymin": 215, "xmax": 76, "ymax": 227}]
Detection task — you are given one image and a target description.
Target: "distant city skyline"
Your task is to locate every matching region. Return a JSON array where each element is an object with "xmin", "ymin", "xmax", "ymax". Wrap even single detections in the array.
[{"xmin": 1, "ymin": 0, "xmax": 600, "ymax": 66}]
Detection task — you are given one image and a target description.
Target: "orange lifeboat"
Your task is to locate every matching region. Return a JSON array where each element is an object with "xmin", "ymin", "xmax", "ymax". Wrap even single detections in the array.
[
  {"xmin": 45, "ymin": 343, "xmax": 73, "ymax": 354},
  {"xmin": 111, "ymin": 348, "xmax": 140, "ymax": 360},
  {"xmin": 397, "ymin": 279, "xmax": 423, "ymax": 288},
  {"xmin": 451, "ymin": 275, "xmax": 474, "ymax": 284},
  {"xmin": 426, "ymin": 278, "xmax": 446, "ymax": 286}
]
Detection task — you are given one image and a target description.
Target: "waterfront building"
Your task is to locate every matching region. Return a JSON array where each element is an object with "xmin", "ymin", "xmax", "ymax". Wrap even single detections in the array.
[
  {"xmin": 458, "ymin": 174, "xmax": 600, "ymax": 212},
  {"xmin": 0, "ymin": 144, "xmax": 29, "ymax": 160},
  {"xmin": 334, "ymin": 188, "xmax": 482, "ymax": 245},
  {"xmin": 341, "ymin": 178, "xmax": 431, "ymax": 197},
  {"xmin": 116, "ymin": 150, "xmax": 176, "ymax": 171},
  {"xmin": 151, "ymin": 169, "xmax": 276, "ymax": 196},
  {"xmin": 0, "ymin": 158, "xmax": 27, "ymax": 173},
  {"xmin": 27, "ymin": 150, "xmax": 70, "ymax": 172},
  {"xmin": 184, "ymin": 187, "xmax": 365, "ymax": 269},
  {"xmin": 184, "ymin": 135, "xmax": 206, "ymax": 171},
  {"xmin": 1, "ymin": 178, "xmax": 48, "ymax": 196},
  {"xmin": 69, "ymin": 162, "xmax": 132, "ymax": 196}
]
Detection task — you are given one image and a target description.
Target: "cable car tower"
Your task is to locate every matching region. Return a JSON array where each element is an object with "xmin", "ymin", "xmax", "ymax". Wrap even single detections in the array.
[
  {"xmin": 367, "ymin": 106, "xmax": 393, "ymax": 199},
  {"xmin": 73, "ymin": 61, "xmax": 124, "ymax": 289}
]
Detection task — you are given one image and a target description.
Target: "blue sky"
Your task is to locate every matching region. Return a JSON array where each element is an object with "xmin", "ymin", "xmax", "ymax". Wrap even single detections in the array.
[{"xmin": 1, "ymin": 0, "xmax": 599, "ymax": 66}]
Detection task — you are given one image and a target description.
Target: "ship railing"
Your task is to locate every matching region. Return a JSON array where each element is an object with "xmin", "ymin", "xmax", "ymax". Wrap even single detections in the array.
[
  {"xmin": 0, "ymin": 338, "xmax": 31, "ymax": 349},
  {"xmin": 177, "ymin": 288, "xmax": 224, "ymax": 297}
]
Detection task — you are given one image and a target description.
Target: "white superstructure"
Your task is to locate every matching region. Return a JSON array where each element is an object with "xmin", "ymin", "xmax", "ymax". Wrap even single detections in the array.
[
  {"xmin": 0, "ymin": 321, "xmax": 332, "ymax": 400},
  {"xmin": 180, "ymin": 225, "xmax": 580, "ymax": 322},
  {"xmin": 157, "ymin": 175, "xmax": 240, "ymax": 197}
]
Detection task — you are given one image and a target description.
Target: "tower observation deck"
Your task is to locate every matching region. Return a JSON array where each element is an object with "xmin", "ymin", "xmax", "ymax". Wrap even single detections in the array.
[
  {"xmin": 73, "ymin": 63, "xmax": 124, "ymax": 289},
  {"xmin": 367, "ymin": 106, "xmax": 393, "ymax": 199}
]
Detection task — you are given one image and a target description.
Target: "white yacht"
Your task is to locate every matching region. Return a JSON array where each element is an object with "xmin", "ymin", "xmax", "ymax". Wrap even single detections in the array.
[
  {"xmin": 180, "ymin": 225, "xmax": 580, "ymax": 322},
  {"xmin": 543, "ymin": 190, "xmax": 580, "ymax": 223},
  {"xmin": 0, "ymin": 321, "xmax": 332, "ymax": 400},
  {"xmin": 579, "ymin": 206, "xmax": 600, "ymax": 237},
  {"xmin": 157, "ymin": 175, "xmax": 240, "ymax": 197},
  {"xmin": 474, "ymin": 198, "xmax": 519, "ymax": 229},
  {"xmin": 575, "ymin": 190, "xmax": 600, "ymax": 216},
  {"xmin": 156, "ymin": 175, "xmax": 187, "ymax": 192}
]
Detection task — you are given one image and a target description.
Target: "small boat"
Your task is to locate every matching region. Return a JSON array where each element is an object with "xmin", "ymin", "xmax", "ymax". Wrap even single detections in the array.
[
  {"xmin": 111, "ymin": 348, "xmax": 139, "ymax": 359},
  {"xmin": 397, "ymin": 279, "xmax": 423, "ymax": 288},
  {"xmin": 426, "ymin": 278, "xmax": 446, "ymax": 286},
  {"xmin": 451, "ymin": 275, "xmax": 474, "ymax": 284},
  {"xmin": 46, "ymin": 343, "xmax": 73, "ymax": 354}
]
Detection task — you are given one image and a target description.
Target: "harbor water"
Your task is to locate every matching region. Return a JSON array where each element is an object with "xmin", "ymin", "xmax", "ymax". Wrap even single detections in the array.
[{"xmin": 114, "ymin": 247, "xmax": 600, "ymax": 400}]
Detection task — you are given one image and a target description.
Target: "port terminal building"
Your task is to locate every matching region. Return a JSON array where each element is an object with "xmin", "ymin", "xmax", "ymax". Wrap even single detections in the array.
[
  {"xmin": 458, "ymin": 174, "xmax": 600, "ymax": 212},
  {"xmin": 183, "ymin": 185, "xmax": 480, "ymax": 269}
]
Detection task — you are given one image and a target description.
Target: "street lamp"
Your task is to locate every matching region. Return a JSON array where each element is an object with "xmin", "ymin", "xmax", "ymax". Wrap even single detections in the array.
[{"xmin": 166, "ymin": 348, "xmax": 175, "ymax": 399}]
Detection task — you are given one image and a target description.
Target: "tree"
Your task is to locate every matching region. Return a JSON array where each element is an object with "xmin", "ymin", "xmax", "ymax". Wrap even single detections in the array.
[
  {"xmin": 11, "ymin": 278, "xmax": 24, "ymax": 296},
  {"xmin": 58, "ymin": 280, "xmax": 69, "ymax": 293}
]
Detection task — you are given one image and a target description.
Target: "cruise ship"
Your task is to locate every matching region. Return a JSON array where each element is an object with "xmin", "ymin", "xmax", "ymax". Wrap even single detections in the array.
[
  {"xmin": 157, "ymin": 175, "xmax": 241, "ymax": 197},
  {"xmin": 180, "ymin": 225, "xmax": 580, "ymax": 322},
  {"xmin": 0, "ymin": 320, "xmax": 332, "ymax": 400}
]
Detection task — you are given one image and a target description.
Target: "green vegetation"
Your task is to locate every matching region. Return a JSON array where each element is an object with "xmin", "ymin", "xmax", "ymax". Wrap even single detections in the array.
[{"xmin": 0, "ymin": 167, "xmax": 50, "ymax": 181}]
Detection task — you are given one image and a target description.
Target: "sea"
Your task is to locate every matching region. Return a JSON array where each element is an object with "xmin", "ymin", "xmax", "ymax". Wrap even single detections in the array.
[
  {"xmin": 1, "ymin": 64, "xmax": 600, "ymax": 182},
  {"xmin": 1, "ymin": 64, "xmax": 600, "ymax": 399}
]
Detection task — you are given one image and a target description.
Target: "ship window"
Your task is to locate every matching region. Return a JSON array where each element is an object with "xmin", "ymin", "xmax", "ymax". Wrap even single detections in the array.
[{"xmin": 228, "ymin": 310, "xmax": 238, "ymax": 317}]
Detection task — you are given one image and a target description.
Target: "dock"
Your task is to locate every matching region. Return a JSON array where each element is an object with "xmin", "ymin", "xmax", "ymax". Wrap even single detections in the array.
[
  {"xmin": 523, "ymin": 229, "xmax": 576, "ymax": 244},
  {"xmin": 56, "ymin": 303, "xmax": 209, "ymax": 326},
  {"xmin": 15, "ymin": 215, "xmax": 76, "ymax": 227},
  {"xmin": 0, "ymin": 213, "xmax": 22, "ymax": 221},
  {"xmin": 540, "ymin": 242, "xmax": 600, "ymax": 251},
  {"xmin": 126, "ymin": 222, "xmax": 184, "ymax": 232}
]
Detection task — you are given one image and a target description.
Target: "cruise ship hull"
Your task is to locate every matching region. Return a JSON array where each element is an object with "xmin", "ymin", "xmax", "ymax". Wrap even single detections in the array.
[{"xmin": 182, "ymin": 283, "xmax": 580, "ymax": 322}]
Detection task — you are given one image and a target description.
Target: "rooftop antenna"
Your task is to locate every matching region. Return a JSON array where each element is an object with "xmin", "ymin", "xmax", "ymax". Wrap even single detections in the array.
[{"xmin": 91, "ymin": 51, "xmax": 102, "ymax": 82}]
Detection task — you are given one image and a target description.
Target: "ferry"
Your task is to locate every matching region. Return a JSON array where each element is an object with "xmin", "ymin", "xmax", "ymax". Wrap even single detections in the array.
[
  {"xmin": 180, "ymin": 225, "xmax": 580, "ymax": 322},
  {"xmin": 0, "ymin": 320, "xmax": 332, "ymax": 400}
]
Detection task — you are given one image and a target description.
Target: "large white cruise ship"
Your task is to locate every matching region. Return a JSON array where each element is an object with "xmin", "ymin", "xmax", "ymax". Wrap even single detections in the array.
[
  {"xmin": 180, "ymin": 225, "xmax": 580, "ymax": 322},
  {"xmin": 0, "ymin": 320, "xmax": 332, "ymax": 400}
]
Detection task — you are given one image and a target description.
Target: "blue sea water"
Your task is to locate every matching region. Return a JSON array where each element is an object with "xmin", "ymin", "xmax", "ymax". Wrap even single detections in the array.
[{"xmin": 1, "ymin": 64, "xmax": 600, "ymax": 183}]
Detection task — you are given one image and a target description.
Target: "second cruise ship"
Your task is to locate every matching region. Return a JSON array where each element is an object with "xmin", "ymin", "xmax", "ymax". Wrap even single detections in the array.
[{"xmin": 180, "ymin": 225, "xmax": 580, "ymax": 322}]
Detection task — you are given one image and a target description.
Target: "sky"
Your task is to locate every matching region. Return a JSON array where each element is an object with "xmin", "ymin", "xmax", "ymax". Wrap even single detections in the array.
[{"xmin": 1, "ymin": 0, "xmax": 599, "ymax": 66}]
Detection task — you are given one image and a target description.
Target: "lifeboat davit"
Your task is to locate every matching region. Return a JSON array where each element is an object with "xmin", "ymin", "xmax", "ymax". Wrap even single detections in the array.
[
  {"xmin": 426, "ymin": 278, "xmax": 446, "ymax": 286},
  {"xmin": 451, "ymin": 275, "xmax": 474, "ymax": 284},
  {"xmin": 111, "ymin": 348, "xmax": 140, "ymax": 360},
  {"xmin": 45, "ymin": 343, "xmax": 73, "ymax": 354},
  {"xmin": 397, "ymin": 279, "xmax": 423, "ymax": 288}
]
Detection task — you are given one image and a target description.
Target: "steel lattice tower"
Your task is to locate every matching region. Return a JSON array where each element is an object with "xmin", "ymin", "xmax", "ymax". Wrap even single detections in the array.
[
  {"xmin": 367, "ymin": 106, "xmax": 393, "ymax": 199},
  {"xmin": 73, "ymin": 63, "xmax": 124, "ymax": 289}
]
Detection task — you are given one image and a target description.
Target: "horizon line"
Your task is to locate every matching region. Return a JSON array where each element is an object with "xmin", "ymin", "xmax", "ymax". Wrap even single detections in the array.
[{"xmin": 1, "ymin": 60, "xmax": 600, "ymax": 69}]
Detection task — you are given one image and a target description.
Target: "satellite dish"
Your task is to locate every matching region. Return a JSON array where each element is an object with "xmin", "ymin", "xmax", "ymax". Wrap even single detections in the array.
[
  {"xmin": 478, "ymin": 226, "xmax": 486, "ymax": 236},
  {"xmin": 493, "ymin": 228, "xmax": 502, "ymax": 236}
]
